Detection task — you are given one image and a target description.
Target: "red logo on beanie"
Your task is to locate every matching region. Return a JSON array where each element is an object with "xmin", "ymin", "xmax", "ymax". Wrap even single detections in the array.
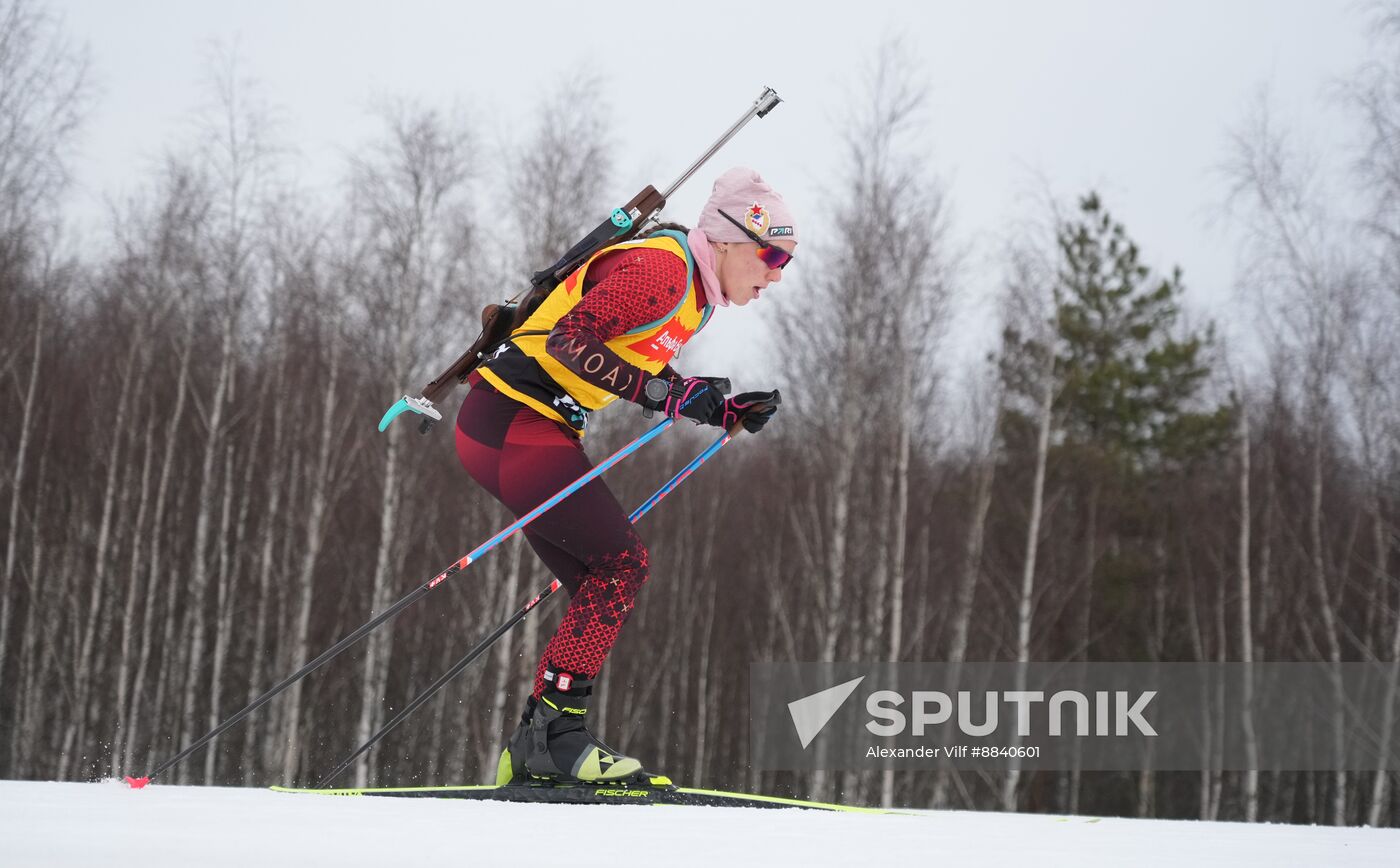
[
  {"xmin": 746, "ymin": 202, "xmax": 770, "ymax": 235},
  {"xmin": 557, "ymin": 673, "xmax": 573, "ymax": 692}
]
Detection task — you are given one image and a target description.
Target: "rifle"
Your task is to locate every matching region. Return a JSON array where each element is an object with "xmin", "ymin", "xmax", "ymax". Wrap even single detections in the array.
[{"xmin": 378, "ymin": 87, "xmax": 783, "ymax": 435}]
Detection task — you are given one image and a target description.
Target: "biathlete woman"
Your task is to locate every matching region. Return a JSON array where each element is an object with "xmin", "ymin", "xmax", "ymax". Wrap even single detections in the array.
[{"xmin": 455, "ymin": 167, "xmax": 798, "ymax": 785}]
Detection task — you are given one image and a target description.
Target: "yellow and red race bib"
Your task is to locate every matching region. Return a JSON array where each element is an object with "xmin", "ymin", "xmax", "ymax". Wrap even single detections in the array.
[{"xmin": 476, "ymin": 230, "xmax": 712, "ymax": 435}]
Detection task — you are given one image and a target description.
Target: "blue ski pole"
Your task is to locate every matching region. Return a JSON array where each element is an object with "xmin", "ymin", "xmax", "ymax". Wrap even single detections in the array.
[
  {"xmin": 312, "ymin": 417, "xmax": 754, "ymax": 788},
  {"xmin": 126, "ymin": 418, "xmax": 674, "ymax": 788}
]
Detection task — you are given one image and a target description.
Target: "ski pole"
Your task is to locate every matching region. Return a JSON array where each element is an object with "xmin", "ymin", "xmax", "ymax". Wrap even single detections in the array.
[
  {"xmin": 313, "ymin": 419, "xmax": 752, "ymax": 788},
  {"xmin": 312, "ymin": 579, "xmax": 564, "ymax": 789},
  {"xmin": 628, "ymin": 420, "xmax": 737, "ymax": 521},
  {"xmin": 124, "ymin": 417, "xmax": 675, "ymax": 789}
]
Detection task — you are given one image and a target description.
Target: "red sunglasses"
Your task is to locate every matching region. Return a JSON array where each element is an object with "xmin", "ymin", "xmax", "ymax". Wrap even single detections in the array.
[{"xmin": 718, "ymin": 209, "xmax": 794, "ymax": 270}]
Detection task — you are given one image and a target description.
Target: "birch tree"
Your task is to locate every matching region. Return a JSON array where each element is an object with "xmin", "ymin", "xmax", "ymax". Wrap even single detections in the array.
[
  {"xmin": 992, "ymin": 233, "xmax": 1061, "ymax": 812},
  {"xmin": 0, "ymin": 0, "xmax": 88, "ymax": 705},
  {"xmin": 1225, "ymin": 94, "xmax": 1363, "ymax": 824},
  {"xmin": 345, "ymin": 102, "xmax": 475, "ymax": 787},
  {"xmin": 774, "ymin": 38, "xmax": 956, "ymax": 804},
  {"xmin": 0, "ymin": 0, "xmax": 88, "ymax": 279},
  {"xmin": 1344, "ymin": 4, "xmax": 1400, "ymax": 826}
]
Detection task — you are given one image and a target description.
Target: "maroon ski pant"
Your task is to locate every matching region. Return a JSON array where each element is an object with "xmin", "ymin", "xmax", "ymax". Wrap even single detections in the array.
[{"xmin": 455, "ymin": 377, "xmax": 650, "ymax": 699}]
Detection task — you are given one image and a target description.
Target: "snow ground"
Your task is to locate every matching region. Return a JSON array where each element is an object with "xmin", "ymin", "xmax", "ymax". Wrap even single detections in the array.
[{"xmin": 1, "ymin": 779, "xmax": 1396, "ymax": 867}]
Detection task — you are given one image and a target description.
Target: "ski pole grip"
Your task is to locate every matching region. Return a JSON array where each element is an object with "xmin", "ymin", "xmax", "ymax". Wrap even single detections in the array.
[
  {"xmin": 728, "ymin": 392, "xmax": 781, "ymax": 437},
  {"xmin": 726, "ymin": 400, "xmax": 776, "ymax": 437}
]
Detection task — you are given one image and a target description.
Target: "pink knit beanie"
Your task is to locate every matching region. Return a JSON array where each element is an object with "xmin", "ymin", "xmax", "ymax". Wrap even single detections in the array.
[{"xmin": 696, "ymin": 167, "xmax": 798, "ymax": 244}]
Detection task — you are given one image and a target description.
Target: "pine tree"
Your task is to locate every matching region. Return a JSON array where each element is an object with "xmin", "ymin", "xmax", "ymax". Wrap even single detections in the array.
[
  {"xmin": 997, "ymin": 192, "xmax": 1233, "ymax": 664},
  {"xmin": 1001, "ymin": 192, "xmax": 1231, "ymax": 475},
  {"xmin": 1052, "ymin": 192, "xmax": 1231, "ymax": 471}
]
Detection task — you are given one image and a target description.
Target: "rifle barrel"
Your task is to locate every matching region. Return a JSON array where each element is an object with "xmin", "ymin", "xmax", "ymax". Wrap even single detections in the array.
[{"xmin": 661, "ymin": 87, "xmax": 781, "ymax": 201}]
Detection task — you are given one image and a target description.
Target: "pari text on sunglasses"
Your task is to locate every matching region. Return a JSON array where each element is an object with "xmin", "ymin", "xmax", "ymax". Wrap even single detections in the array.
[{"xmin": 717, "ymin": 209, "xmax": 795, "ymax": 271}]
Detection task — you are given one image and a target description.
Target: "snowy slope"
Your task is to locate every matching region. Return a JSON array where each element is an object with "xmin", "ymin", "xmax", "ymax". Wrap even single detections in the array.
[{"xmin": 1, "ymin": 779, "xmax": 1396, "ymax": 867}]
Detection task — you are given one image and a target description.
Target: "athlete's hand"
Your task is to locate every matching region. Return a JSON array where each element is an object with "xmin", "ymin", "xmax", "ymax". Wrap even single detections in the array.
[{"xmin": 707, "ymin": 389, "xmax": 782, "ymax": 433}]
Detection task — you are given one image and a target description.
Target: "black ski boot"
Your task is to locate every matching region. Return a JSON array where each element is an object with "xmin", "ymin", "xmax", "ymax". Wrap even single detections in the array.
[{"xmin": 496, "ymin": 670, "xmax": 647, "ymax": 786}]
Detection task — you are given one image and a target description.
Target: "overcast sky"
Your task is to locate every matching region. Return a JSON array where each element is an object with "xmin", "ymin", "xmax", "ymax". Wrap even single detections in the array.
[{"xmin": 48, "ymin": 0, "xmax": 1377, "ymax": 389}]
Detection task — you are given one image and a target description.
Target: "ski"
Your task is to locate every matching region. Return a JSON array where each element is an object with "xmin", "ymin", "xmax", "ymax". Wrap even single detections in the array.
[{"xmin": 271, "ymin": 780, "xmax": 895, "ymax": 813}]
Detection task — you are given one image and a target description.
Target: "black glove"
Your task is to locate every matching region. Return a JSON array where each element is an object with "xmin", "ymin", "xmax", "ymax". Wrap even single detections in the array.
[
  {"xmin": 707, "ymin": 389, "xmax": 782, "ymax": 433},
  {"xmin": 641, "ymin": 376, "xmax": 731, "ymax": 424}
]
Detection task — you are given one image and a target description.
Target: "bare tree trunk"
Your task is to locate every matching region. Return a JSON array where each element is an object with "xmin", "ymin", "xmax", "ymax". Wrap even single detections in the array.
[
  {"xmin": 858, "ymin": 427, "xmax": 893, "ymax": 809},
  {"xmin": 0, "ymin": 307, "xmax": 42, "ymax": 696},
  {"xmin": 353, "ymin": 413, "xmax": 404, "ymax": 788},
  {"xmin": 125, "ymin": 315, "xmax": 195, "ymax": 771},
  {"xmin": 482, "ymin": 535, "xmax": 526, "ymax": 777},
  {"xmin": 347, "ymin": 107, "xmax": 472, "ymax": 786},
  {"xmin": 177, "ymin": 316, "xmax": 235, "ymax": 782},
  {"xmin": 1308, "ymin": 427, "xmax": 1348, "ymax": 825},
  {"xmin": 112, "ymin": 383, "xmax": 158, "ymax": 775},
  {"xmin": 879, "ymin": 408, "xmax": 912, "ymax": 808},
  {"xmin": 202, "ymin": 447, "xmax": 238, "ymax": 783},
  {"xmin": 1002, "ymin": 348, "xmax": 1054, "ymax": 811},
  {"xmin": 1238, "ymin": 401, "xmax": 1260, "ymax": 821},
  {"xmin": 822, "ymin": 427, "xmax": 858, "ymax": 666},
  {"xmin": 1182, "ymin": 533, "xmax": 1213, "ymax": 821},
  {"xmin": 691, "ymin": 566, "xmax": 719, "ymax": 786},
  {"xmin": 280, "ymin": 340, "xmax": 342, "ymax": 783},
  {"xmin": 263, "ymin": 448, "xmax": 303, "ymax": 777},
  {"xmin": 11, "ymin": 461, "xmax": 49, "ymax": 778},
  {"xmin": 1368, "ymin": 502, "xmax": 1399, "ymax": 826},
  {"xmin": 1137, "ymin": 537, "xmax": 1168, "ymax": 818},
  {"xmin": 62, "ymin": 338, "xmax": 139, "ymax": 771},
  {"xmin": 675, "ymin": 501, "xmax": 717, "ymax": 786},
  {"xmin": 1198, "ymin": 568, "xmax": 1220, "ymax": 823},
  {"xmin": 935, "ymin": 382, "xmax": 999, "ymax": 809},
  {"xmin": 809, "ymin": 418, "xmax": 859, "ymax": 802},
  {"xmin": 222, "ymin": 443, "xmax": 262, "ymax": 768},
  {"xmin": 1065, "ymin": 480, "xmax": 1100, "ymax": 815},
  {"xmin": 241, "ymin": 378, "xmax": 286, "ymax": 784},
  {"xmin": 1258, "ymin": 432, "xmax": 1277, "ymax": 821},
  {"xmin": 152, "ymin": 476, "xmax": 191, "ymax": 780}
]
